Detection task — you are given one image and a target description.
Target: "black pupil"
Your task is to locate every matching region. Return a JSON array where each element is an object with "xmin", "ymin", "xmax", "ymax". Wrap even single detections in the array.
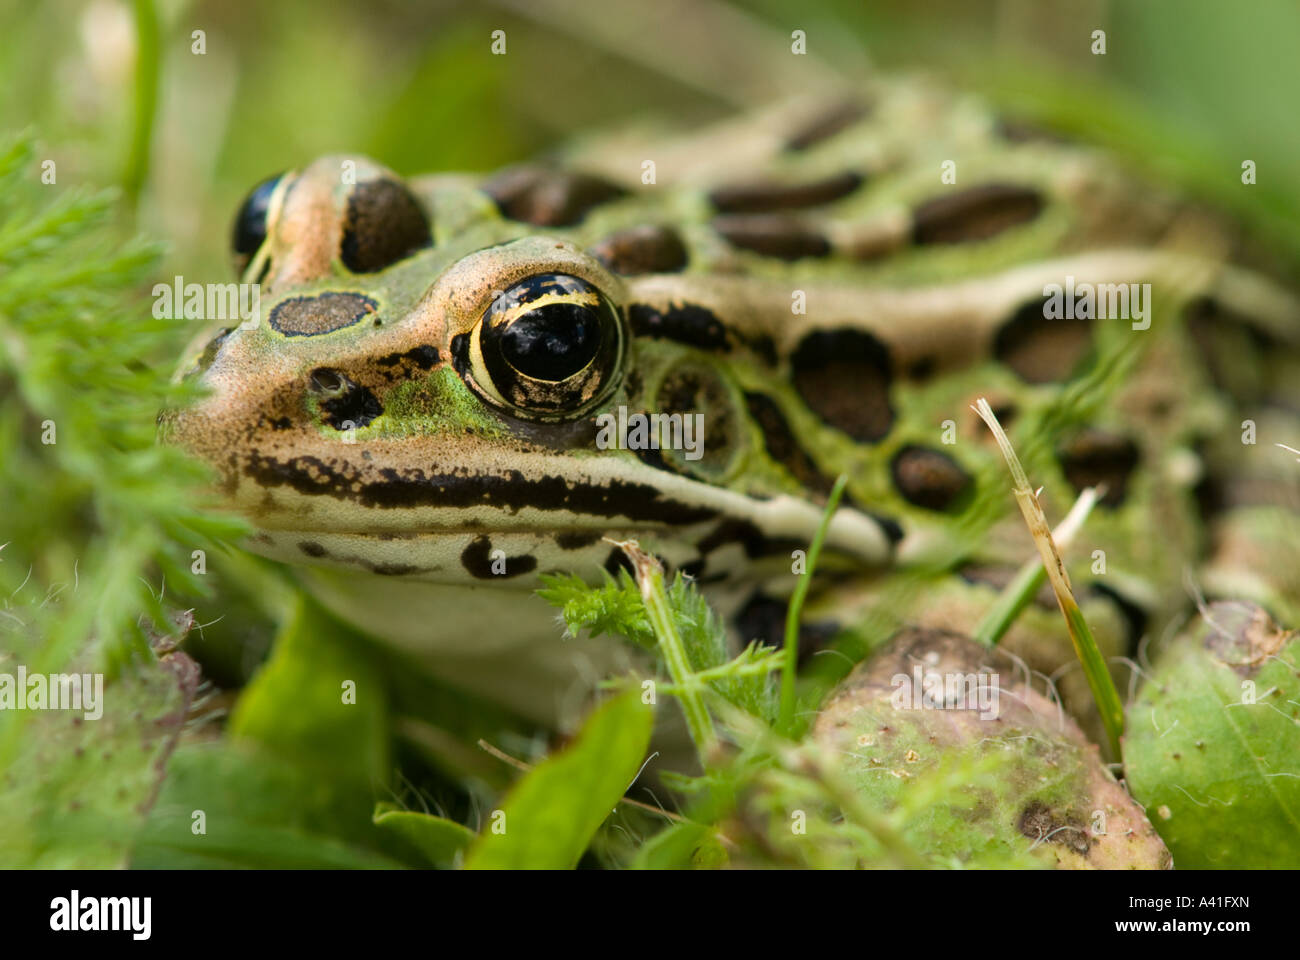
[
  {"xmin": 232, "ymin": 174, "xmax": 283, "ymax": 256},
  {"xmin": 500, "ymin": 302, "xmax": 601, "ymax": 381}
]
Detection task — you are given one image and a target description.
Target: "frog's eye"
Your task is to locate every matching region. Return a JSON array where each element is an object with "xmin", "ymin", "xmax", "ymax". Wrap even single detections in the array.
[
  {"xmin": 463, "ymin": 273, "xmax": 624, "ymax": 420},
  {"xmin": 231, "ymin": 172, "xmax": 288, "ymax": 275}
]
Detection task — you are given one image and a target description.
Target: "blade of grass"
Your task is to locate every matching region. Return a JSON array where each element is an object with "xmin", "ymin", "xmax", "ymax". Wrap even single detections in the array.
[
  {"xmin": 971, "ymin": 399, "xmax": 1124, "ymax": 759},
  {"xmin": 779, "ymin": 473, "xmax": 849, "ymax": 735},
  {"xmin": 610, "ymin": 538, "xmax": 717, "ymax": 764},
  {"xmin": 125, "ymin": 0, "xmax": 160, "ymax": 212},
  {"xmin": 972, "ymin": 485, "xmax": 1102, "ymax": 647}
]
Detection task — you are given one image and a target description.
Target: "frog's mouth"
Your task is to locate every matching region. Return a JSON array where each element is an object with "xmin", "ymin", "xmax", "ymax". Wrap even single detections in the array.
[
  {"xmin": 230, "ymin": 437, "xmax": 896, "ymax": 584},
  {"xmin": 165, "ymin": 372, "xmax": 896, "ymax": 585}
]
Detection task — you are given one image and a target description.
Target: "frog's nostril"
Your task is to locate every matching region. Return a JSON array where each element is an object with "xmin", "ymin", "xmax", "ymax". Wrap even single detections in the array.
[
  {"xmin": 308, "ymin": 368, "xmax": 348, "ymax": 397},
  {"xmin": 306, "ymin": 368, "xmax": 383, "ymax": 429}
]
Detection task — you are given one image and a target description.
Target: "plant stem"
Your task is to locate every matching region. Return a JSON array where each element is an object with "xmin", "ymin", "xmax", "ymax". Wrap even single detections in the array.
[
  {"xmin": 973, "ymin": 486, "xmax": 1101, "ymax": 647},
  {"xmin": 972, "ymin": 399, "xmax": 1125, "ymax": 760},
  {"xmin": 779, "ymin": 473, "xmax": 849, "ymax": 735},
  {"xmin": 611, "ymin": 539, "xmax": 716, "ymax": 763},
  {"xmin": 125, "ymin": 0, "xmax": 160, "ymax": 212}
]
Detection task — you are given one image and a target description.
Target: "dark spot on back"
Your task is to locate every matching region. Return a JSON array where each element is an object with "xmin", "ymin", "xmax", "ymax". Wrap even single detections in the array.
[
  {"xmin": 709, "ymin": 171, "xmax": 863, "ymax": 214},
  {"xmin": 744, "ymin": 391, "xmax": 835, "ymax": 493},
  {"xmin": 994, "ymin": 295, "xmax": 1093, "ymax": 383},
  {"xmin": 785, "ymin": 100, "xmax": 870, "ymax": 152},
  {"xmin": 906, "ymin": 355, "xmax": 936, "ymax": 381},
  {"xmin": 791, "ymin": 330, "xmax": 894, "ymax": 442},
  {"xmin": 481, "ymin": 166, "xmax": 625, "ymax": 227},
  {"xmin": 340, "ymin": 178, "xmax": 432, "ymax": 273},
  {"xmin": 590, "ymin": 225, "xmax": 688, "ymax": 275},
  {"xmin": 298, "ymin": 541, "xmax": 327, "ymax": 558},
  {"xmin": 629, "ymin": 302, "xmax": 729, "ymax": 351},
  {"xmin": 891, "ymin": 446, "xmax": 973, "ymax": 512},
  {"xmin": 1056, "ymin": 429, "xmax": 1139, "ymax": 507},
  {"xmin": 712, "ymin": 214, "xmax": 830, "ymax": 260},
  {"xmin": 460, "ymin": 535, "xmax": 538, "ymax": 580},
  {"xmin": 270, "ymin": 293, "xmax": 377, "ymax": 337},
  {"xmin": 912, "ymin": 184, "xmax": 1043, "ymax": 245}
]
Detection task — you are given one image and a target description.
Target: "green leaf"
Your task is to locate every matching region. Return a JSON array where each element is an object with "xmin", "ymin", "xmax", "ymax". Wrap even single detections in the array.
[
  {"xmin": 133, "ymin": 596, "xmax": 409, "ymax": 868},
  {"xmin": 373, "ymin": 802, "xmax": 474, "ymax": 867},
  {"xmin": 1125, "ymin": 602, "xmax": 1300, "ymax": 868},
  {"xmin": 538, "ymin": 571, "xmax": 656, "ymax": 650},
  {"xmin": 539, "ymin": 570, "xmax": 775, "ymax": 720},
  {"xmin": 228, "ymin": 595, "xmax": 388, "ymax": 788},
  {"xmin": 464, "ymin": 688, "xmax": 653, "ymax": 869}
]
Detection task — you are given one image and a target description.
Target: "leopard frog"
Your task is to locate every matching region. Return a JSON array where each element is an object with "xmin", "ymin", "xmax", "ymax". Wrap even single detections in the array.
[{"xmin": 164, "ymin": 77, "xmax": 1300, "ymax": 729}]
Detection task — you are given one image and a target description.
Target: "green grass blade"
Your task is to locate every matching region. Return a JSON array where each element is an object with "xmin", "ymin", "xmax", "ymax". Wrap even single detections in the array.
[
  {"xmin": 972, "ymin": 399, "xmax": 1125, "ymax": 759},
  {"xmin": 779, "ymin": 473, "xmax": 848, "ymax": 735}
]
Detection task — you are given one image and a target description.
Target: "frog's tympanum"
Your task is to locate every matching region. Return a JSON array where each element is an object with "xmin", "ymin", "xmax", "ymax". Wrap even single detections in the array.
[{"xmin": 164, "ymin": 80, "xmax": 1300, "ymax": 729}]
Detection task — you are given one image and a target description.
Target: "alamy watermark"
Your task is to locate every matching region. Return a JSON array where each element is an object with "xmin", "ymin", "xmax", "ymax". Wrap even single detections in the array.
[
  {"xmin": 889, "ymin": 665, "xmax": 1000, "ymax": 720},
  {"xmin": 1042, "ymin": 276, "xmax": 1151, "ymax": 330},
  {"xmin": 0, "ymin": 666, "xmax": 103, "ymax": 720},
  {"xmin": 595, "ymin": 405, "xmax": 704, "ymax": 461},
  {"xmin": 50, "ymin": 891, "xmax": 150, "ymax": 940},
  {"xmin": 153, "ymin": 276, "xmax": 260, "ymax": 329}
]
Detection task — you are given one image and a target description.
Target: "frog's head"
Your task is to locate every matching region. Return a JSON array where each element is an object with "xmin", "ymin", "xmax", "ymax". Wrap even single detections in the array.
[{"xmin": 163, "ymin": 156, "xmax": 892, "ymax": 586}]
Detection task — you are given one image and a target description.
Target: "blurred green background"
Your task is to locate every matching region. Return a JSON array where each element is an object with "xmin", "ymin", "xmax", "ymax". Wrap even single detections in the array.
[{"xmin": 3, "ymin": 0, "xmax": 1298, "ymax": 286}]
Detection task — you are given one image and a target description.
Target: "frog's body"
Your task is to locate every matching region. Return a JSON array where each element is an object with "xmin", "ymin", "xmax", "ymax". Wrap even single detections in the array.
[{"xmin": 165, "ymin": 77, "xmax": 1300, "ymax": 730}]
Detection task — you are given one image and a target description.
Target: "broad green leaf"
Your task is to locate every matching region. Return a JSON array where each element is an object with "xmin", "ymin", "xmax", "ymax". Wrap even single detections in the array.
[
  {"xmin": 1125, "ymin": 602, "xmax": 1300, "ymax": 868},
  {"xmin": 464, "ymin": 689, "xmax": 653, "ymax": 869},
  {"xmin": 132, "ymin": 595, "xmax": 409, "ymax": 868},
  {"xmin": 373, "ymin": 802, "xmax": 474, "ymax": 867},
  {"xmin": 229, "ymin": 595, "xmax": 388, "ymax": 788}
]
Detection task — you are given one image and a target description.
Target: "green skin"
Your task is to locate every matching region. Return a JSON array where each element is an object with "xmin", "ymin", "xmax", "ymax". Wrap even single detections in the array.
[{"xmin": 164, "ymin": 75, "xmax": 1300, "ymax": 729}]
